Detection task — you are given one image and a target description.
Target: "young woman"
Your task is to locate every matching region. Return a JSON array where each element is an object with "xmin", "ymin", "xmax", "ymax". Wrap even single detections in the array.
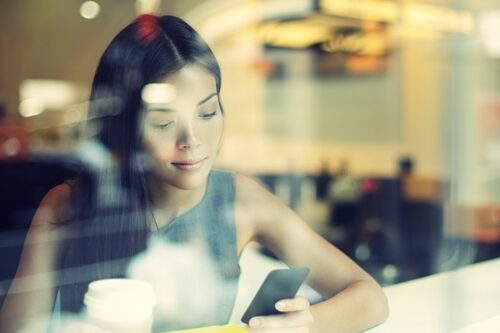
[{"xmin": 0, "ymin": 15, "xmax": 388, "ymax": 333}]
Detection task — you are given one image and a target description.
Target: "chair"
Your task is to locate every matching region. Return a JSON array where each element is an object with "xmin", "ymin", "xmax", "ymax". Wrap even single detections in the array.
[{"xmin": 0, "ymin": 154, "xmax": 82, "ymax": 307}]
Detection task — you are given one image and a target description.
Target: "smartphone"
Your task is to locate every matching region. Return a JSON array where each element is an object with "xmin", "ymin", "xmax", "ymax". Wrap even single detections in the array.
[{"xmin": 241, "ymin": 267, "xmax": 310, "ymax": 324}]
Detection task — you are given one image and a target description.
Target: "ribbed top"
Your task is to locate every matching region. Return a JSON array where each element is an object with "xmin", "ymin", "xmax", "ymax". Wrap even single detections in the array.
[
  {"xmin": 157, "ymin": 170, "xmax": 240, "ymax": 279},
  {"xmin": 153, "ymin": 170, "xmax": 240, "ymax": 330}
]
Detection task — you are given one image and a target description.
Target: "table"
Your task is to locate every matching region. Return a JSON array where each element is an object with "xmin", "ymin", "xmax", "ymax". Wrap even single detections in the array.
[
  {"xmin": 367, "ymin": 258, "xmax": 500, "ymax": 332},
  {"xmin": 235, "ymin": 244, "xmax": 500, "ymax": 332}
]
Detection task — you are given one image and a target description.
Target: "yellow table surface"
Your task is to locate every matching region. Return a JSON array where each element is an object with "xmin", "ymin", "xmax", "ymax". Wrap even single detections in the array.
[{"xmin": 166, "ymin": 324, "xmax": 247, "ymax": 333}]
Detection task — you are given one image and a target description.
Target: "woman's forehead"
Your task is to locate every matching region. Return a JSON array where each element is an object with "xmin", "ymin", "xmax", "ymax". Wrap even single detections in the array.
[
  {"xmin": 158, "ymin": 64, "xmax": 216, "ymax": 92},
  {"xmin": 143, "ymin": 65, "xmax": 218, "ymax": 109}
]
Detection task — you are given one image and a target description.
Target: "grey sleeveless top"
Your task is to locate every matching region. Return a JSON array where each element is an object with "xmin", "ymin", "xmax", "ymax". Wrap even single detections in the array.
[{"xmin": 152, "ymin": 170, "xmax": 241, "ymax": 331}]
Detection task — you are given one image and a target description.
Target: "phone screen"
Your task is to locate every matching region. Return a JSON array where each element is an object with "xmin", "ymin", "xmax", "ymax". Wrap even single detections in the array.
[{"xmin": 241, "ymin": 267, "xmax": 310, "ymax": 324}]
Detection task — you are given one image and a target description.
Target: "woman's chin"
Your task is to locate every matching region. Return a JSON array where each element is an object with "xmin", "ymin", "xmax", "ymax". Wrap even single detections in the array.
[{"xmin": 165, "ymin": 170, "xmax": 210, "ymax": 191}]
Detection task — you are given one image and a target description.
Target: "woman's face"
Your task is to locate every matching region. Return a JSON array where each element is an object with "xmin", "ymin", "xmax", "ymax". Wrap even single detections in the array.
[{"xmin": 142, "ymin": 64, "xmax": 223, "ymax": 191}]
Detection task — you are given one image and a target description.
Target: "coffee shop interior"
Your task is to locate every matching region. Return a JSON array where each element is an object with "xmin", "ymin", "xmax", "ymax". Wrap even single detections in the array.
[{"xmin": 1, "ymin": 0, "xmax": 500, "ymax": 331}]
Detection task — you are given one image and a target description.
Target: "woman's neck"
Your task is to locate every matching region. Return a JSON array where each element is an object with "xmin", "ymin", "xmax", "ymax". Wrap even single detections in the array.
[{"xmin": 149, "ymin": 180, "xmax": 208, "ymax": 229}]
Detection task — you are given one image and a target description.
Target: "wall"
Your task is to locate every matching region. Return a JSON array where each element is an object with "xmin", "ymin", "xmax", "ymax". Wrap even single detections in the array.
[
  {"xmin": 212, "ymin": 23, "xmax": 446, "ymax": 177},
  {"xmin": 0, "ymin": 0, "xmax": 449, "ymax": 178}
]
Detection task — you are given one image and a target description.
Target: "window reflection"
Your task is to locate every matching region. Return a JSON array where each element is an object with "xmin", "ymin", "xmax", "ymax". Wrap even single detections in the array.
[{"xmin": 0, "ymin": 1, "xmax": 499, "ymax": 332}]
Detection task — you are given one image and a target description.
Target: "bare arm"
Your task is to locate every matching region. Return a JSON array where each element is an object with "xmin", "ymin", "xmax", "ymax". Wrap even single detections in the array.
[
  {"xmin": 0, "ymin": 184, "xmax": 71, "ymax": 333},
  {"xmin": 235, "ymin": 174, "xmax": 388, "ymax": 333}
]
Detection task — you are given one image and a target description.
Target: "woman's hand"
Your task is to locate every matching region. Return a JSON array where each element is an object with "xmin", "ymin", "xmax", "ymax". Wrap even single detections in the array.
[{"xmin": 248, "ymin": 296, "xmax": 314, "ymax": 333}]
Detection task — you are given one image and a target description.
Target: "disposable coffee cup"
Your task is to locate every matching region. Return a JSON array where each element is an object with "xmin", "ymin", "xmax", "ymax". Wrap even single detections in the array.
[{"xmin": 84, "ymin": 279, "xmax": 156, "ymax": 333}]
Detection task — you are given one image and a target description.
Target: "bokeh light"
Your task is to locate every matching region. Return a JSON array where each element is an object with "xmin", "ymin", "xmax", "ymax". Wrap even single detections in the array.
[{"xmin": 80, "ymin": 1, "xmax": 100, "ymax": 20}]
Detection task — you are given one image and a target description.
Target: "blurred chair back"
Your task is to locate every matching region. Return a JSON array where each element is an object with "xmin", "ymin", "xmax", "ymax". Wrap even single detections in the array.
[
  {"xmin": 355, "ymin": 177, "xmax": 403, "ymax": 266},
  {"xmin": 355, "ymin": 176, "xmax": 444, "ymax": 283},
  {"xmin": 0, "ymin": 155, "xmax": 82, "ymax": 306}
]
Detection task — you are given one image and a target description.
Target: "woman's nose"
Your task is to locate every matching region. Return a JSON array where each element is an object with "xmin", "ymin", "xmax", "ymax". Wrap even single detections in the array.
[{"xmin": 176, "ymin": 123, "xmax": 201, "ymax": 150}]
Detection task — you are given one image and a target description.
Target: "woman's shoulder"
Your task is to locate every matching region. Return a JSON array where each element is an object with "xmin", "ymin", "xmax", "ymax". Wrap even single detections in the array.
[
  {"xmin": 233, "ymin": 173, "xmax": 293, "ymax": 243},
  {"xmin": 234, "ymin": 173, "xmax": 279, "ymax": 209},
  {"xmin": 32, "ymin": 182, "xmax": 73, "ymax": 227}
]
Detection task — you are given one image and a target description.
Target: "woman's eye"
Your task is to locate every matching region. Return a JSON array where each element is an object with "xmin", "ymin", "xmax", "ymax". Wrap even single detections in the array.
[
  {"xmin": 151, "ymin": 121, "xmax": 173, "ymax": 130},
  {"xmin": 200, "ymin": 110, "xmax": 218, "ymax": 119}
]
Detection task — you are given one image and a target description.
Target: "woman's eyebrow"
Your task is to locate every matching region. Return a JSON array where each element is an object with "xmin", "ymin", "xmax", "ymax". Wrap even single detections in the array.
[
  {"xmin": 197, "ymin": 92, "xmax": 217, "ymax": 106},
  {"xmin": 147, "ymin": 107, "xmax": 174, "ymax": 113}
]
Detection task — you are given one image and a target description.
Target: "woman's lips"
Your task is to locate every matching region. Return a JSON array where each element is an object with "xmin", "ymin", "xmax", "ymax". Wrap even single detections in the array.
[{"xmin": 171, "ymin": 158, "xmax": 207, "ymax": 171}]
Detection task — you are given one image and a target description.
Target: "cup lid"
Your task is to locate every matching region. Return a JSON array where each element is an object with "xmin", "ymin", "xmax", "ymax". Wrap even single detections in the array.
[{"xmin": 84, "ymin": 279, "xmax": 156, "ymax": 320}]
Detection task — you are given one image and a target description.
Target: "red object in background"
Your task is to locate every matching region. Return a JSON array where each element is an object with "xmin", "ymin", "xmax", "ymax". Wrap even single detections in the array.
[
  {"xmin": 472, "ymin": 205, "xmax": 500, "ymax": 244},
  {"xmin": 0, "ymin": 121, "xmax": 30, "ymax": 159},
  {"xmin": 250, "ymin": 58, "xmax": 276, "ymax": 76},
  {"xmin": 360, "ymin": 178, "xmax": 379, "ymax": 193}
]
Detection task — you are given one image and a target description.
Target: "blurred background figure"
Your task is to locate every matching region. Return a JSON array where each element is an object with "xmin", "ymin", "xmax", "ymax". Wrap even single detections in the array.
[
  {"xmin": 328, "ymin": 159, "xmax": 361, "ymax": 228},
  {"xmin": 326, "ymin": 159, "xmax": 361, "ymax": 256},
  {"xmin": 397, "ymin": 155, "xmax": 414, "ymax": 179},
  {"xmin": 313, "ymin": 159, "xmax": 333, "ymax": 202}
]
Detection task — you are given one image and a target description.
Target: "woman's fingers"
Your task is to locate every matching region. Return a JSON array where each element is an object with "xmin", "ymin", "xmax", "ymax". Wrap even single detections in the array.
[
  {"xmin": 249, "ymin": 297, "xmax": 313, "ymax": 329},
  {"xmin": 247, "ymin": 328, "xmax": 306, "ymax": 333},
  {"xmin": 249, "ymin": 311, "xmax": 313, "ymax": 329},
  {"xmin": 275, "ymin": 295, "xmax": 310, "ymax": 312},
  {"xmin": 247, "ymin": 295, "xmax": 313, "ymax": 332}
]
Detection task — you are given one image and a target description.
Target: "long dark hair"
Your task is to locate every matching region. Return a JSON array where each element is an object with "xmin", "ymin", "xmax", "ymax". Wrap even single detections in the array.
[{"xmin": 58, "ymin": 15, "xmax": 223, "ymax": 312}]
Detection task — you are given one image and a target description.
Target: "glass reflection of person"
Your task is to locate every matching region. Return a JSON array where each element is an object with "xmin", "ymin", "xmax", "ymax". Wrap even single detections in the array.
[{"xmin": 0, "ymin": 15, "xmax": 388, "ymax": 333}]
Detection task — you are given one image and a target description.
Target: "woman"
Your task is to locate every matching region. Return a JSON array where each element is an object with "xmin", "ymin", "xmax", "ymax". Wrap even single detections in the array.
[{"xmin": 0, "ymin": 15, "xmax": 388, "ymax": 333}]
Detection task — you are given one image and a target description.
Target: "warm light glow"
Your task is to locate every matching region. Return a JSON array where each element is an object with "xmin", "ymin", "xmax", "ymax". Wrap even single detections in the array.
[
  {"xmin": 321, "ymin": 30, "xmax": 388, "ymax": 56},
  {"xmin": 19, "ymin": 97, "xmax": 45, "ymax": 117},
  {"xmin": 403, "ymin": 3, "xmax": 475, "ymax": 34},
  {"xmin": 20, "ymin": 79, "xmax": 80, "ymax": 107},
  {"xmin": 141, "ymin": 83, "xmax": 177, "ymax": 105},
  {"xmin": 19, "ymin": 79, "xmax": 84, "ymax": 117},
  {"xmin": 320, "ymin": 0, "xmax": 398, "ymax": 23},
  {"xmin": 320, "ymin": 0, "xmax": 474, "ymax": 34},
  {"xmin": 186, "ymin": 0, "xmax": 312, "ymax": 43},
  {"xmin": 135, "ymin": 0, "xmax": 161, "ymax": 15},
  {"xmin": 80, "ymin": 1, "xmax": 100, "ymax": 20},
  {"xmin": 257, "ymin": 16, "xmax": 389, "ymax": 55},
  {"xmin": 478, "ymin": 11, "xmax": 500, "ymax": 57},
  {"xmin": 257, "ymin": 19, "xmax": 332, "ymax": 48}
]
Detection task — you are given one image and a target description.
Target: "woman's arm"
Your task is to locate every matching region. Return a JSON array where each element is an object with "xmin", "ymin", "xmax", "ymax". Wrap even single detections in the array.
[
  {"xmin": 0, "ymin": 184, "xmax": 71, "ymax": 333},
  {"xmin": 235, "ymin": 174, "xmax": 388, "ymax": 333}
]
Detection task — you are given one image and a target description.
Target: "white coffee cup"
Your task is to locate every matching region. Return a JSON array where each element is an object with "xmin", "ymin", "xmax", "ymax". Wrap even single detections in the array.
[{"xmin": 84, "ymin": 279, "xmax": 156, "ymax": 333}]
